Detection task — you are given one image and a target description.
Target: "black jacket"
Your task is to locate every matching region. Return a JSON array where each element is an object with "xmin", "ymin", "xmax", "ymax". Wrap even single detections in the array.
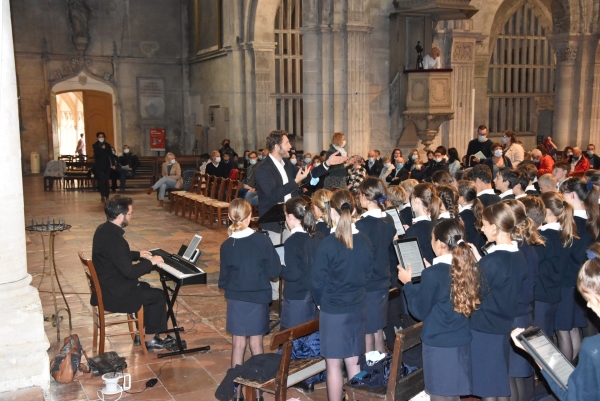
[
  {"xmin": 586, "ymin": 153, "xmax": 600, "ymax": 170},
  {"xmin": 255, "ymin": 155, "xmax": 328, "ymax": 231},
  {"xmin": 365, "ymin": 159, "xmax": 383, "ymax": 177},
  {"xmin": 205, "ymin": 162, "xmax": 226, "ymax": 178},
  {"xmin": 93, "ymin": 140, "xmax": 113, "ymax": 171},
  {"xmin": 118, "ymin": 153, "xmax": 140, "ymax": 171},
  {"xmin": 91, "ymin": 222, "xmax": 154, "ymax": 313},
  {"xmin": 386, "ymin": 168, "xmax": 409, "ymax": 185},
  {"xmin": 466, "ymin": 138, "xmax": 493, "ymax": 167}
]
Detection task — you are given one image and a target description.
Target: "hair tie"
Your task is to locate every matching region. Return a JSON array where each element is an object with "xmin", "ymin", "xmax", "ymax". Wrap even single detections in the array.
[
  {"xmin": 587, "ymin": 250, "xmax": 598, "ymax": 260},
  {"xmin": 562, "ymin": 200, "xmax": 568, "ymax": 207},
  {"xmin": 377, "ymin": 195, "xmax": 387, "ymax": 203},
  {"xmin": 457, "ymin": 239, "xmax": 465, "ymax": 245},
  {"xmin": 587, "ymin": 181, "xmax": 594, "ymax": 191},
  {"xmin": 340, "ymin": 202, "xmax": 352, "ymax": 212}
]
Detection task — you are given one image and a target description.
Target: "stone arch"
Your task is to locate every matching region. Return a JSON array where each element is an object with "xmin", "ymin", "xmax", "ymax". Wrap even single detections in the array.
[{"xmin": 245, "ymin": 0, "xmax": 280, "ymax": 42}]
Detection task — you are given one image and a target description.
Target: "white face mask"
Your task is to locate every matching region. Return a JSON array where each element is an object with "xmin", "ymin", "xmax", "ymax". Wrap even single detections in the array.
[
  {"xmin": 215, "ymin": 157, "xmax": 221, "ymax": 163},
  {"xmin": 123, "ymin": 149, "xmax": 129, "ymax": 154},
  {"xmin": 290, "ymin": 158, "xmax": 297, "ymax": 164},
  {"xmin": 566, "ymin": 152, "xmax": 573, "ymax": 157},
  {"xmin": 478, "ymin": 135, "xmax": 487, "ymax": 142},
  {"xmin": 340, "ymin": 141, "xmax": 346, "ymax": 148},
  {"xmin": 384, "ymin": 163, "xmax": 391, "ymax": 168},
  {"xmin": 434, "ymin": 158, "xmax": 442, "ymax": 163},
  {"xmin": 588, "ymin": 150, "xmax": 594, "ymax": 156},
  {"xmin": 368, "ymin": 157, "xmax": 375, "ymax": 163},
  {"xmin": 494, "ymin": 149, "xmax": 503, "ymax": 157},
  {"xmin": 412, "ymin": 154, "xmax": 418, "ymax": 160},
  {"xmin": 98, "ymin": 138, "xmax": 105, "ymax": 143},
  {"xmin": 314, "ymin": 163, "xmax": 321, "ymax": 167},
  {"xmin": 249, "ymin": 159, "xmax": 257, "ymax": 165},
  {"xmin": 170, "ymin": 159, "xmax": 176, "ymax": 164}
]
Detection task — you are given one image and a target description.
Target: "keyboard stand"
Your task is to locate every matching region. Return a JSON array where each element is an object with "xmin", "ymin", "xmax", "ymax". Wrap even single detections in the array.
[{"xmin": 157, "ymin": 271, "xmax": 211, "ymax": 358}]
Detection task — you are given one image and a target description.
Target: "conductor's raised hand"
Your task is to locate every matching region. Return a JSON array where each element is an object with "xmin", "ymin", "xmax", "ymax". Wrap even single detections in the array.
[
  {"xmin": 149, "ymin": 255, "xmax": 164, "ymax": 266},
  {"xmin": 326, "ymin": 151, "xmax": 348, "ymax": 166},
  {"xmin": 295, "ymin": 166, "xmax": 310, "ymax": 182},
  {"xmin": 397, "ymin": 264, "xmax": 412, "ymax": 285}
]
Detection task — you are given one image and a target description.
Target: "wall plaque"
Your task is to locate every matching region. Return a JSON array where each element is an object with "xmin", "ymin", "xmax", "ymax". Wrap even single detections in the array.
[{"xmin": 138, "ymin": 77, "xmax": 165, "ymax": 121}]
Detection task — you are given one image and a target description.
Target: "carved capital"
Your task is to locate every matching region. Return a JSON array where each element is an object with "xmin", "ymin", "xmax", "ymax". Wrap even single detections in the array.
[
  {"xmin": 554, "ymin": 46, "xmax": 578, "ymax": 64},
  {"xmin": 452, "ymin": 42, "xmax": 474, "ymax": 62},
  {"xmin": 254, "ymin": 51, "xmax": 271, "ymax": 72}
]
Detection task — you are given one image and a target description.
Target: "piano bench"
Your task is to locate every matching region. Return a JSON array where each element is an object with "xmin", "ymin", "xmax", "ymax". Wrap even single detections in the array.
[{"xmin": 234, "ymin": 319, "xmax": 325, "ymax": 401}]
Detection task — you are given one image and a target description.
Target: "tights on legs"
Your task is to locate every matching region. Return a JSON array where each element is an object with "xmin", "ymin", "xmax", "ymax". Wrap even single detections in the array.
[
  {"xmin": 365, "ymin": 329, "xmax": 386, "ymax": 353},
  {"xmin": 481, "ymin": 397, "xmax": 510, "ymax": 401},
  {"xmin": 509, "ymin": 375, "xmax": 534, "ymax": 401},
  {"xmin": 556, "ymin": 328, "xmax": 582, "ymax": 362},
  {"xmin": 231, "ymin": 335, "xmax": 264, "ymax": 398},
  {"xmin": 326, "ymin": 356, "xmax": 360, "ymax": 401}
]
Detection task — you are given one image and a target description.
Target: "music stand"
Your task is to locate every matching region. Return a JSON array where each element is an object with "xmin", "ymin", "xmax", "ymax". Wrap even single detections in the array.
[{"xmin": 257, "ymin": 203, "xmax": 286, "ymax": 244}]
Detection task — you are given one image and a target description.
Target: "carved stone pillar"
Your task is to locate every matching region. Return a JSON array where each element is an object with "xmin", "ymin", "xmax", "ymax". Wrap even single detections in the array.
[
  {"xmin": 301, "ymin": 1, "xmax": 321, "ymax": 153},
  {"xmin": 591, "ymin": 42, "xmax": 600, "ymax": 145},
  {"xmin": 245, "ymin": 42, "xmax": 276, "ymax": 149},
  {"xmin": 0, "ymin": 0, "xmax": 50, "ymax": 394},
  {"xmin": 437, "ymin": 23, "xmax": 480, "ymax": 156}
]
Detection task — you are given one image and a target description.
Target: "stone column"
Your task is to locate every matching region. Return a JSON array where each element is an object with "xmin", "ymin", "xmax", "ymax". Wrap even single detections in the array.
[
  {"xmin": 301, "ymin": 1, "xmax": 321, "ymax": 153},
  {"xmin": 552, "ymin": 36, "xmax": 580, "ymax": 149},
  {"xmin": 0, "ymin": 0, "xmax": 50, "ymax": 395},
  {"xmin": 245, "ymin": 42, "xmax": 276, "ymax": 149},
  {"xmin": 590, "ymin": 41, "xmax": 600, "ymax": 145}
]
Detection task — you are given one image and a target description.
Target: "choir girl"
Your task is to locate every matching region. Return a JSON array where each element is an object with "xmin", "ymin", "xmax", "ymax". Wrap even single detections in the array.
[
  {"xmin": 400, "ymin": 179, "xmax": 419, "ymax": 225},
  {"xmin": 280, "ymin": 197, "xmax": 324, "ymax": 330},
  {"xmin": 436, "ymin": 185, "xmax": 459, "ymax": 220},
  {"xmin": 533, "ymin": 192, "xmax": 577, "ymax": 344},
  {"xmin": 556, "ymin": 178, "xmax": 599, "ymax": 361},
  {"xmin": 311, "ymin": 190, "xmax": 374, "ymax": 401},
  {"xmin": 356, "ymin": 177, "xmax": 397, "ymax": 352},
  {"xmin": 218, "ymin": 199, "xmax": 282, "ymax": 401},
  {"xmin": 512, "ymin": 243, "xmax": 600, "ymax": 401},
  {"xmin": 311, "ymin": 189, "xmax": 333, "ymax": 237},
  {"xmin": 503, "ymin": 199, "xmax": 545, "ymax": 401},
  {"xmin": 468, "ymin": 202, "xmax": 528, "ymax": 401},
  {"xmin": 405, "ymin": 183, "xmax": 439, "ymax": 263},
  {"xmin": 456, "ymin": 180, "xmax": 484, "ymax": 249},
  {"xmin": 398, "ymin": 219, "xmax": 480, "ymax": 401}
]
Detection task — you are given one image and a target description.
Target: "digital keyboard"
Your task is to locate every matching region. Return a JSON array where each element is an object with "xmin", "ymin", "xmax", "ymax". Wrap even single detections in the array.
[{"xmin": 150, "ymin": 248, "xmax": 207, "ymax": 285}]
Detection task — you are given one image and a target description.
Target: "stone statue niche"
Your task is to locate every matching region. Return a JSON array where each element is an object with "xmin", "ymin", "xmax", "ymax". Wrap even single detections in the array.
[{"xmin": 67, "ymin": 0, "xmax": 91, "ymax": 55}]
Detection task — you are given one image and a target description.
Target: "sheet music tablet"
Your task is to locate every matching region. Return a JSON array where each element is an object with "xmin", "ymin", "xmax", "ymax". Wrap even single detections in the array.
[
  {"xmin": 386, "ymin": 207, "xmax": 405, "ymax": 236},
  {"xmin": 394, "ymin": 237, "xmax": 426, "ymax": 282},
  {"xmin": 517, "ymin": 327, "xmax": 574, "ymax": 390},
  {"xmin": 182, "ymin": 235, "xmax": 202, "ymax": 261},
  {"xmin": 274, "ymin": 244, "xmax": 285, "ymax": 265}
]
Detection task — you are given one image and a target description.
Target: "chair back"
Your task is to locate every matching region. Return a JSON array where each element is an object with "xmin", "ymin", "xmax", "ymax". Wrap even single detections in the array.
[
  {"xmin": 217, "ymin": 178, "xmax": 229, "ymax": 200},
  {"xmin": 189, "ymin": 172, "xmax": 202, "ymax": 194},
  {"xmin": 226, "ymin": 180, "xmax": 239, "ymax": 202},
  {"xmin": 78, "ymin": 252, "xmax": 104, "ymax": 312},
  {"xmin": 209, "ymin": 177, "xmax": 221, "ymax": 199}
]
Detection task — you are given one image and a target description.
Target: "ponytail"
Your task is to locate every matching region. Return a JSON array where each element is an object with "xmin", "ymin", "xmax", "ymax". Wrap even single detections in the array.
[
  {"xmin": 437, "ymin": 185, "xmax": 459, "ymax": 219},
  {"xmin": 331, "ymin": 190, "xmax": 356, "ymax": 249},
  {"xmin": 561, "ymin": 177, "xmax": 600, "ymax": 241},
  {"xmin": 227, "ymin": 198, "xmax": 251, "ymax": 236},
  {"xmin": 472, "ymin": 197, "xmax": 484, "ymax": 231},
  {"xmin": 541, "ymin": 192, "xmax": 579, "ymax": 247},
  {"xmin": 432, "ymin": 219, "xmax": 481, "ymax": 316},
  {"xmin": 312, "ymin": 189, "xmax": 333, "ymax": 226},
  {"xmin": 458, "ymin": 180, "xmax": 483, "ymax": 229},
  {"xmin": 358, "ymin": 177, "xmax": 389, "ymax": 211},
  {"xmin": 413, "ymin": 183, "xmax": 441, "ymax": 220},
  {"xmin": 284, "ymin": 197, "xmax": 317, "ymax": 237},
  {"xmin": 503, "ymin": 199, "xmax": 545, "ymax": 246}
]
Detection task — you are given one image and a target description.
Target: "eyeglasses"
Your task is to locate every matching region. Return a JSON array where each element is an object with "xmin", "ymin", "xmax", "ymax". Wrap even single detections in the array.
[{"xmin": 126, "ymin": 213, "xmax": 134, "ymax": 216}]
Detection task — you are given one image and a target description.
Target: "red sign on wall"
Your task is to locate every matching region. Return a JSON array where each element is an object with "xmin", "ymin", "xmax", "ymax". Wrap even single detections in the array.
[{"xmin": 149, "ymin": 128, "xmax": 166, "ymax": 151}]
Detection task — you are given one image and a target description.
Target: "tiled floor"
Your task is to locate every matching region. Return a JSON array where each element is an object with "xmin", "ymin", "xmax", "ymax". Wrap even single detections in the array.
[{"xmin": 2, "ymin": 175, "xmax": 328, "ymax": 401}]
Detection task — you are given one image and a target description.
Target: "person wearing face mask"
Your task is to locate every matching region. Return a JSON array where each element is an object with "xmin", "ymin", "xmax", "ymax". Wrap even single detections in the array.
[
  {"xmin": 465, "ymin": 125, "xmax": 493, "ymax": 167},
  {"xmin": 365, "ymin": 150, "xmax": 383, "ymax": 177},
  {"xmin": 205, "ymin": 150, "xmax": 226, "ymax": 178},
  {"xmin": 243, "ymin": 151, "xmax": 260, "ymax": 206},
  {"xmin": 324, "ymin": 132, "xmax": 350, "ymax": 189},
  {"xmin": 482, "ymin": 142, "xmax": 512, "ymax": 179},
  {"xmin": 386, "ymin": 157, "xmax": 408, "ymax": 186},
  {"xmin": 109, "ymin": 147, "xmax": 128, "ymax": 193},
  {"xmin": 146, "ymin": 152, "xmax": 183, "ymax": 206},
  {"xmin": 221, "ymin": 152, "xmax": 234, "ymax": 178},
  {"xmin": 501, "ymin": 130, "xmax": 524, "ymax": 165},
  {"xmin": 585, "ymin": 144, "xmax": 600, "ymax": 170},
  {"xmin": 379, "ymin": 156, "xmax": 394, "ymax": 182},
  {"xmin": 426, "ymin": 149, "xmax": 449, "ymax": 181},
  {"xmin": 566, "ymin": 147, "xmax": 590, "ymax": 176},
  {"xmin": 531, "ymin": 147, "xmax": 555, "ymax": 177},
  {"xmin": 118, "ymin": 145, "xmax": 140, "ymax": 176},
  {"xmin": 218, "ymin": 139, "xmax": 237, "ymax": 159},
  {"xmin": 93, "ymin": 132, "xmax": 113, "ymax": 202}
]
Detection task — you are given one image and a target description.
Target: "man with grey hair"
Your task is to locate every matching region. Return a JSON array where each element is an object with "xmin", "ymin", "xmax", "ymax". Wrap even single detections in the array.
[{"xmin": 205, "ymin": 150, "xmax": 226, "ymax": 178}]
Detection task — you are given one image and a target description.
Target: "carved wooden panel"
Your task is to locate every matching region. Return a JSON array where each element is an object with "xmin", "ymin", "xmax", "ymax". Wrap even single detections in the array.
[
  {"xmin": 274, "ymin": 0, "xmax": 303, "ymax": 138},
  {"xmin": 487, "ymin": 0, "xmax": 555, "ymax": 134}
]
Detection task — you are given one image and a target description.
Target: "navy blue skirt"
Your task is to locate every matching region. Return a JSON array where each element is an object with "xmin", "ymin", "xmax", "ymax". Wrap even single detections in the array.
[
  {"xmin": 320, "ymin": 308, "xmax": 366, "ymax": 359},
  {"xmin": 422, "ymin": 342, "xmax": 471, "ymax": 396},
  {"xmin": 470, "ymin": 330, "xmax": 510, "ymax": 397},
  {"xmin": 365, "ymin": 289, "xmax": 388, "ymax": 334},
  {"xmin": 555, "ymin": 287, "xmax": 587, "ymax": 331},
  {"xmin": 533, "ymin": 301, "xmax": 558, "ymax": 338},
  {"xmin": 226, "ymin": 299, "xmax": 269, "ymax": 336},
  {"xmin": 509, "ymin": 314, "xmax": 534, "ymax": 377},
  {"xmin": 280, "ymin": 296, "xmax": 317, "ymax": 330}
]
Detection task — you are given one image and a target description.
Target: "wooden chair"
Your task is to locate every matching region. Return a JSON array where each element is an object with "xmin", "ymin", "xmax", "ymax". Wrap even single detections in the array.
[
  {"xmin": 208, "ymin": 179, "xmax": 240, "ymax": 230},
  {"xmin": 196, "ymin": 176, "xmax": 222, "ymax": 225},
  {"xmin": 204, "ymin": 178, "xmax": 229, "ymax": 228},
  {"xmin": 171, "ymin": 172, "xmax": 201, "ymax": 215},
  {"xmin": 78, "ymin": 252, "xmax": 148, "ymax": 355},
  {"xmin": 187, "ymin": 174, "xmax": 216, "ymax": 222},
  {"xmin": 344, "ymin": 322, "xmax": 425, "ymax": 401},
  {"xmin": 234, "ymin": 319, "xmax": 326, "ymax": 401}
]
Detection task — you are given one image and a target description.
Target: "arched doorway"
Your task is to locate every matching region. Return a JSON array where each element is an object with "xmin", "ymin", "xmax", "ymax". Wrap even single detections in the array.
[{"xmin": 50, "ymin": 73, "xmax": 118, "ymax": 160}]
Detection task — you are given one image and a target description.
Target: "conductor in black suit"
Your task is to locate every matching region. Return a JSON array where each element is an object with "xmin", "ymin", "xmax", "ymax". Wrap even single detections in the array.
[
  {"xmin": 255, "ymin": 130, "xmax": 348, "ymax": 236},
  {"xmin": 92, "ymin": 196, "xmax": 176, "ymax": 351}
]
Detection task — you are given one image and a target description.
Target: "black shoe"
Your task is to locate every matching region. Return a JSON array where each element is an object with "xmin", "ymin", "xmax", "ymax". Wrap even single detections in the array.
[
  {"xmin": 292, "ymin": 380, "xmax": 314, "ymax": 393},
  {"xmin": 145, "ymin": 335, "xmax": 177, "ymax": 351},
  {"xmin": 164, "ymin": 335, "xmax": 186, "ymax": 351}
]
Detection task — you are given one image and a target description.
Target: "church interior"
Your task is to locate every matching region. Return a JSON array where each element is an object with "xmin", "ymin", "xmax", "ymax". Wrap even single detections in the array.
[{"xmin": 3, "ymin": 0, "xmax": 600, "ymax": 400}]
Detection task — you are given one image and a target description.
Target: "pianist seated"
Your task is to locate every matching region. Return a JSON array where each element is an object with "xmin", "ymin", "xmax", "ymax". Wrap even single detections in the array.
[{"xmin": 92, "ymin": 196, "xmax": 177, "ymax": 351}]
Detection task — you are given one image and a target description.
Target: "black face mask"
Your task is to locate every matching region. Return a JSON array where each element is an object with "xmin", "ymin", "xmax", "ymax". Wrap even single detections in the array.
[{"xmin": 224, "ymin": 143, "xmax": 230, "ymax": 148}]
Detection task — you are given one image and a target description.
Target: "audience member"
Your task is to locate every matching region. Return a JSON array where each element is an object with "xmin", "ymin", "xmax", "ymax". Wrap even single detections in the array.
[
  {"xmin": 379, "ymin": 156, "xmax": 394, "ymax": 182},
  {"xmin": 118, "ymin": 145, "xmax": 140, "ymax": 178},
  {"xmin": 586, "ymin": 144, "xmax": 600, "ymax": 170},
  {"xmin": 483, "ymin": 142, "xmax": 512, "ymax": 179},
  {"xmin": 75, "ymin": 133, "xmax": 85, "ymax": 156},
  {"xmin": 243, "ymin": 151, "xmax": 259, "ymax": 206},
  {"xmin": 221, "ymin": 152, "xmax": 235, "ymax": 178},
  {"xmin": 347, "ymin": 156, "xmax": 367, "ymax": 192},
  {"xmin": 206, "ymin": 151, "xmax": 225, "ymax": 177},
  {"xmin": 365, "ymin": 150, "xmax": 383, "ymax": 177},
  {"xmin": 447, "ymin": 148, "xmax": 461, "ymax": 181},
  {"xmin": 502, "ymin": 130, "xmax": 524, "ymax": 165},
  {"xmin": 109, "ymin": 147, "xmax": 128, "ymax": 193},
  {"xmin": 199, "ymin": 153, "xmax": 209, "ymax": 174},
  {"xmin": 146, "ymin": 152, "xmax": 182, "ymax": 207},
  {"xmin": 538, "ymin": 173, "xmax": 558, "ymax": 193},
  {"xmin": 93, "ymin": 132, "xmax": 113, "ymax": 203},
  {"xmin": 404, "ymin": 148, "xmax": 421, "ymax": 172},
  {"xmin": 532, "ymin": 146, "xmax": 555, "ymax": 176},
  {"xmin": 466, "ymin": 125, "xmax": 493, "ymax": 166},
  {"xmin": 543, "ymin": 136, "xmax": 558, "ymax": 158},
  {"xmin": 426, "ymin": 148, "xmax": 449, "ymax": 180},
  {"xmin": 391, "ymin": 149, "xmax": 402, "ymax": 162},
  {"xmin": 386, "ymin": 157, "xmax": 408, "ymax": 186},
  {"xmin": 219, "ymin": 138, "xmax": 236, "ymax": 158}
]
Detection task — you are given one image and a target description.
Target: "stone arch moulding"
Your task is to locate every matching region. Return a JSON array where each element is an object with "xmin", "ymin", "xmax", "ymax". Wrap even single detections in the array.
[
  {"xmin": 245, "ymin": 0, "xmax": 281, "ymax": 42},
  {"xmin": 50, "ymin": 71, "xmax": 121, "ymax": 152}
]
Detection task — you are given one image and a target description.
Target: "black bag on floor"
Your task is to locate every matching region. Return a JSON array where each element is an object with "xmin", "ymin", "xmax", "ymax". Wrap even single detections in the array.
[{"xmin": 86, "ymin": 352, "xmax": 127, "ymax": 376}]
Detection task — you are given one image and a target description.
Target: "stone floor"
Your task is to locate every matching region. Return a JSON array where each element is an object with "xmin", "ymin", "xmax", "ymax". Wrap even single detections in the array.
[{"xmin": 1, "ymin": 175, "xmax": 328, "ymax": 401}]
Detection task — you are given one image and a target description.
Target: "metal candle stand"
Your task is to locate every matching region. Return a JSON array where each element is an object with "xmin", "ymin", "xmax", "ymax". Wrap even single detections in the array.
[{"xmin": 26, "ymin": 218, "xmax": 73, "ymax": 341}]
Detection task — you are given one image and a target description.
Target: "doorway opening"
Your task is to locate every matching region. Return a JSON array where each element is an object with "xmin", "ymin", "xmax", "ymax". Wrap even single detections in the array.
[{"xmin": 55, "ymin": 92, "xmax": 85, "ymax": 157}]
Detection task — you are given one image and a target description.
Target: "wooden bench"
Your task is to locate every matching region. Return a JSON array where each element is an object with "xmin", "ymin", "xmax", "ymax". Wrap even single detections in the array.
[
  {"xmin": 344, "ymin": 322, "xmax": 425, "ymax": 401},
  {"xmin": 234, "ymin": 319, "xmax": 326, "ymax": 401}
]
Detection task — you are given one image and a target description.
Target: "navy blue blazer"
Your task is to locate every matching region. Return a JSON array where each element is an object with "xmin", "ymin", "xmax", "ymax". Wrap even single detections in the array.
[{"xmin": 255, "ymin": 155, "xmax": 328, "ymax": 231}]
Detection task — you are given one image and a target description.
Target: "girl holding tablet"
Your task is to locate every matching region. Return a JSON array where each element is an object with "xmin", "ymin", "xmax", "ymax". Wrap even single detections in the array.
[
  {"xmin": 405, "ymin": 183, "xmax": 440, "ymax": 263},
  {"xmin": 398, "ymin": 219, "xmax": 480, "ymax": 401}
]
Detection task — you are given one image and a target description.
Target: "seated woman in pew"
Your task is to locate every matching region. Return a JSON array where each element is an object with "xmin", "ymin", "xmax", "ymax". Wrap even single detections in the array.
[{"xmin": 146, "ymin": 152, "xmax": 182, "ymax": 207}]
